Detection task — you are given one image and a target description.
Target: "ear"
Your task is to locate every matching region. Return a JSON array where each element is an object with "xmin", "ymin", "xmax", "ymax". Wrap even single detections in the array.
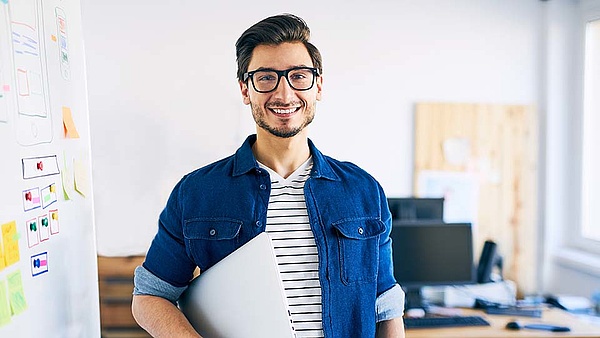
[
  {"xmin": 315, "ymin": 75, "xmax": 323, "ymax": 101},
  {"xmin": 239, "ymin": 80, "xmax": 251, "ymax": 105}
]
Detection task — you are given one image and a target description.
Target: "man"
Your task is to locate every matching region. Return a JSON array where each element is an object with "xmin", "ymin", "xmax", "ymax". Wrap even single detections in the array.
[{"xmin": 132, "ymin": 14, "xmax": 405, "ymax": 338}]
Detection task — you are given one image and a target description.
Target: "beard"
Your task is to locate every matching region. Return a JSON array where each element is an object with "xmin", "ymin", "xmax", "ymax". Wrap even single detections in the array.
[{"xmin": 251, "ymin": 100, "xmax": 315, "ymax": 138}]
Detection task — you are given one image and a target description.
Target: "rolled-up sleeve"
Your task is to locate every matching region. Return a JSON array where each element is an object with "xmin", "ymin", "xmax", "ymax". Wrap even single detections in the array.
[
  {"xmin": 133, "ymin": 265, "xmax": 188, "ymax": 304},
  {"xmin": 376, "ymin": 284, "xmax": 405, "ymax": 322}
]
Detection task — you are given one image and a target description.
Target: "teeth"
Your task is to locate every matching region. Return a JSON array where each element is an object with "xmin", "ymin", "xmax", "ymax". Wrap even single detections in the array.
[{"xmin": 271, "ymin": 107, "xmax": 298, "ymax": 114}]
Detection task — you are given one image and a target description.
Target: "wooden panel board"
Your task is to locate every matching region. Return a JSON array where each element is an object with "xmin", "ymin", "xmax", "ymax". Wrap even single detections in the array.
[
  {"xmin": 97, "ymin": 256, "xmax": 147, "ymax": 336},
  {"xmin": 96, "ymin": 255, "xmax": 199, "ymax": 337},
  {"xmin": 414, "ymin": 103, "xmax": 538, "ymax": 295},
  {"xmin": 97, "ymin": 255, "xmax": 146, "ymax": 278}
]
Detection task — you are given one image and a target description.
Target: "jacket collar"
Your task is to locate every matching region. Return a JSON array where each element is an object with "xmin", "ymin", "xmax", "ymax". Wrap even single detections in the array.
[{"xmin": 232, "ymin": 134, "xmax": 339, "ymax": 181}]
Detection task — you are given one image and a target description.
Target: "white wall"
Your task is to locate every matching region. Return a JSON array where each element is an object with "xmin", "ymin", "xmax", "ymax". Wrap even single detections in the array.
[
  {"xmin": 542, "ymin": 0, "xmax": 579, "ymax": 294},
  {"xmin": 80, "ymin": 0, "xmax": 543, "ymax": 256}
]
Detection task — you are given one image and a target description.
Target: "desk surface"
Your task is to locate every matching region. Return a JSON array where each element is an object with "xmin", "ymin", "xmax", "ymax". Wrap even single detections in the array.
[{"xmin": 405, "ymin": 308, "xmax": 600, "ymax": 338}]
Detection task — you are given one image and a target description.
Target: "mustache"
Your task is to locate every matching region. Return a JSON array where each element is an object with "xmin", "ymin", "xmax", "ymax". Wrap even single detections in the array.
[{"xmin": 265, "ymin": 101, "xmax": 303, "ymax": 108}]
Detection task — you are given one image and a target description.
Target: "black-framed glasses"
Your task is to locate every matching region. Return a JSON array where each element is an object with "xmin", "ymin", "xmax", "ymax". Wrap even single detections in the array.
[{"xmin": 243, "ymin": 67, "xmax": 320, "ymax": 93}]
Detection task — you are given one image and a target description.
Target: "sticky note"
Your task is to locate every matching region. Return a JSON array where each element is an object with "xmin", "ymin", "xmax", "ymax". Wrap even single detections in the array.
[
  {"xmin": 61, "ymin": 153, "xmax": 73, "ymax": 201},
  {"xmin": 1, "ymin": 221, "xmax": 19, "ymax": 267},
  {"xmin": 74, "ymin": 158, "xmax": 89, "ymax": 197},
  {"xmin": 0, "ymin": 245, "xmax": 5, "ymax": 271},
  {"xmin": 0, "ymin": 280, "xmax": 11, "ymax": 327},
  {"xmin": 62, "ymin": 106, "xmax": 80, "ymax": 138},
  {"xmin": 62, "ymin": 171, "xmax": 71, "ymax": 200},
  {"xmin": 0, "ymin": 245, "xmax": 6, "ymax": 272},
  {"xmin": 7, "ymin": 271, "xmax": 27, "ymax": 315}
]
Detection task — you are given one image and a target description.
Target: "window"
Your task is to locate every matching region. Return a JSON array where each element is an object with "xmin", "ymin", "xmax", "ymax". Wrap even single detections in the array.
[{"xmin": 580, "ymin": 18, "xmax": 600, "ymax": 244}]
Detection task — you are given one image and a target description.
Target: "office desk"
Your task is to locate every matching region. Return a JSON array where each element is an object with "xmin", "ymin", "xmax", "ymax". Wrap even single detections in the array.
[{"xmin": 405, "ymin": 308, "xmax": 600, "ymax": 338}]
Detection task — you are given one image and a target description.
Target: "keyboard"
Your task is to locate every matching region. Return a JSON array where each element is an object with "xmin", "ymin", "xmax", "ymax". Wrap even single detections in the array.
[
  {"xmin": 484, "ymin": 306, "xmax": 542, "ymax": 317},
  {"xmin": 403, "ymin": 315, "xmax": 491, "ymax": 329}
]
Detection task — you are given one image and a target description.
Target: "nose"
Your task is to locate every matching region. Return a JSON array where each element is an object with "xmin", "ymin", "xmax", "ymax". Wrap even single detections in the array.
[{"xmin": 271, "ymin": 75, "xmax": 296, "ymax": 100}]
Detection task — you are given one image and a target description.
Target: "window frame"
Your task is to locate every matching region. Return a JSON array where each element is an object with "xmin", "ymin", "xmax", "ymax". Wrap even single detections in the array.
[{"xmin": 569, "ymin": 6, "xmax": 600, "ymax": 256}]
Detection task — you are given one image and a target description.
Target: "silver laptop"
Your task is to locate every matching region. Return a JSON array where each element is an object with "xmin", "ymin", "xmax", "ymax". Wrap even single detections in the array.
[{"xmin": 178, "ymin": 232, "xmax": 295, "ymax": 338}]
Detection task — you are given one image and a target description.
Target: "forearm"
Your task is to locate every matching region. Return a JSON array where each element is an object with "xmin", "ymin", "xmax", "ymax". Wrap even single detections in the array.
[
  {"xmin": 132, "ymin": 294, "xmax": 201, "ymax": 338},
  {"xmin": 376, "ymin": 317, "xmax": 405, "ymax": 338}
]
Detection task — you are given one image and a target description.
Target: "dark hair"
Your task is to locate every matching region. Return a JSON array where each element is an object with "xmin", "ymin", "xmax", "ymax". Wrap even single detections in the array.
[{"xmin": 235, "ymin": 14, "xmax": 323, "ymax": 81}]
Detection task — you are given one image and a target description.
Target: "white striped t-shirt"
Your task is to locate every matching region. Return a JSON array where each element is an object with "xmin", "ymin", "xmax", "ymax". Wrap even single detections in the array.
[{"xmin": 258, "ymin": 158, "xmax": 324, "ymax": 338}]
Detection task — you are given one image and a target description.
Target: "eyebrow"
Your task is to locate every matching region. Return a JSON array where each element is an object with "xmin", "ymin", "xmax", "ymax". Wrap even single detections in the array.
[{"xmin": 252, "ymin": 65, "xmax": 311, "ymax": 72}]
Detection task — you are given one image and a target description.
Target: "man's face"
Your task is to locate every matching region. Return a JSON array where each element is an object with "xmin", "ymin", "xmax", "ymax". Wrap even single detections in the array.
[{"xmin": 240, "ymin": 42, "xmax": 323, "ymax": 139}]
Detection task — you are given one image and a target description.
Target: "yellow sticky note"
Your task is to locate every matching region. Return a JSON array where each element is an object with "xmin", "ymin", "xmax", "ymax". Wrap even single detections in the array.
[
  {"xmin": 0, "ymin": 244, "xmax": 5, "ymax": 271},
  {"xmin": 73, "ymin": 158, "xmax": 89, "ymax": 197},
  {"xmin": 1, "ymin": 222, "xmax": 13, "ymax": 239},
  {"xmin": 7, "ymin": 271, "xmax": 27, "ymax": 316},
  {"xmin": 1, "ymin": 221, "xmax": 19, "ymax": 267},
  {"xmin": 62, "ymin": 106, "xmax": 80, "ymax": 138},
  {"xmin": 0, "ymin": 280, "xmax": 11, "ymax": 327}
]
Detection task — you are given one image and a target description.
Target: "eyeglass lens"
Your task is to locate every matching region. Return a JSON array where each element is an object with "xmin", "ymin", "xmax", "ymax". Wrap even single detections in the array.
[{"xmin": 252, "ymin": 68, "xmax": 314, "ymax": 92}]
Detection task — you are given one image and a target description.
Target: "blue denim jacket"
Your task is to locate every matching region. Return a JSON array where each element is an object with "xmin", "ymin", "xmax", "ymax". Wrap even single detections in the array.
[{"xmin": 139, "ymin": 135, "xmax": 404, "ymax": 337}]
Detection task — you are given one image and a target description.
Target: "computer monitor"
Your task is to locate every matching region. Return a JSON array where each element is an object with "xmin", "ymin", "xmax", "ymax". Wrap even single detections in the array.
[
  {"xmin": 387, "ymin": 197, "xmax": 444, "ymax": 221},
  {"xmin": 390, "ymin": 220, "xmax": 475, "ymax": 310}
]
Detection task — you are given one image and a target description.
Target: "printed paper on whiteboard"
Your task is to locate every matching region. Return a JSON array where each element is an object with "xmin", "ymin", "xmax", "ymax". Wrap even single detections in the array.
[{"xmin": 417, "ymin": 170, "xmax": 479, "ymax": 225}]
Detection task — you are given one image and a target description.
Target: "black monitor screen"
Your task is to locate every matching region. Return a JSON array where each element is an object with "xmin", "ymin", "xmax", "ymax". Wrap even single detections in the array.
[
  {"xmin": 391, "ymin": 221, "xmax": 475, "ymax": 288},
  {"xmin": 387, "ymin": 197, "xmax": 444, "ymax": 221}
]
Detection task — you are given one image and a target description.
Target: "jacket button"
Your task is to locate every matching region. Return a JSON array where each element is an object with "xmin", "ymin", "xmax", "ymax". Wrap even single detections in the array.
[
  {"xmin": 358, "ymin": 227, "xmax": 364, "ymax": 235},
  {"xmin": 209, "ymin": 228, "xmax": 216, "ymax": 236},
  {"xmin": 255, "ymin": 221, "xmax": 262, "ymax": 227},
  {"xmin": 259, "ymin": 184, "xmax": 266, "ymax": 190}
]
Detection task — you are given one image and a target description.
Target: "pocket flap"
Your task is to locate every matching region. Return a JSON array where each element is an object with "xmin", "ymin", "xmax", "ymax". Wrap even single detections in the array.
[
  {"xmin": 332, "ymin": 218, "xmax": 385, "ymax": 239},
  {"xmin": 184, "ymin": 218, "xmax": 242, "ymax": 240}
]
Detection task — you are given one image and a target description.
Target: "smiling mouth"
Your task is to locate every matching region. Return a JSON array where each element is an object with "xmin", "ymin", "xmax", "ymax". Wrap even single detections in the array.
[{"xmin": 268, "ymin": 106, "xmax": 301, "ymax": 116}]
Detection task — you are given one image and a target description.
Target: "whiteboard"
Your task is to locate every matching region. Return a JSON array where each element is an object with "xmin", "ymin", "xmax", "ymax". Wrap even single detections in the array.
[{"xmin": 0, "ymin": 0, "xmax": 100, "ymax": 337}]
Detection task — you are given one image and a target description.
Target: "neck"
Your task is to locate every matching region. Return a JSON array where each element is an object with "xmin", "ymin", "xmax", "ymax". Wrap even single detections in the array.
[{"xmin": 252, "ymin": 129, "xmax": 310, "ymax": 178}]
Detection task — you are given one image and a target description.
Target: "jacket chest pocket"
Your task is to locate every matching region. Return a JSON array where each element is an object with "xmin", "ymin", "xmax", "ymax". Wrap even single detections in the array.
[
  {"xmin": 183, "ymin": 218, "xmax": 243, "ymax": 270},
  {"xmin": 332, "ymin": 219, "xmax": 385, "ymax": 285}
]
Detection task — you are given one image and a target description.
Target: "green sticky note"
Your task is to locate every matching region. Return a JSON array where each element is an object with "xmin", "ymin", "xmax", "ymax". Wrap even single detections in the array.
[
  {"xmin": 7, "ymin": 271, "xmax": 27, "ymax": 315},
  {"xmin": 0, "ymin": 280, "xmax": 11, "ymax": 327},
  {"xmin": 61, "ymin": 165, "xmax": 71, "ymax": 201}
]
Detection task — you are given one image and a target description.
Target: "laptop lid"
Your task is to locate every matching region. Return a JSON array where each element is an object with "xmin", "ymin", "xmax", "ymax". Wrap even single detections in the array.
[{"xmin": 178, "ymin": 232, "xmax": 295, "ymax": 338}]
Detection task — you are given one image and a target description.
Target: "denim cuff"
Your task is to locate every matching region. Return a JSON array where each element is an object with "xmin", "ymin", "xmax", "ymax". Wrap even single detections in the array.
[
  {"xmin": 375, "ymin": 284, "xmax": 405, "ymax": 322},
  {"xmin": 133, "ymin": 265, "xmax": 188, "ymax": 304}
]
